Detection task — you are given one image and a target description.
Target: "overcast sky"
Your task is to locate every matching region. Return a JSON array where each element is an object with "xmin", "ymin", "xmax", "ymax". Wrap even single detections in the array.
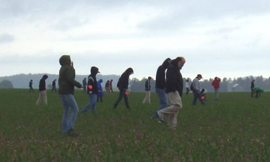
[{"xmin": 0, "ymin": 0, "xmax": 269, "ymax": 80}]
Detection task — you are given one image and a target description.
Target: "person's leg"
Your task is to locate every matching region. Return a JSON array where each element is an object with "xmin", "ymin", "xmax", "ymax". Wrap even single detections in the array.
[
  {"xmin": 148, "ymin": 91, "xmax": 151, "ymax": 103},
  {"xmin": 66, "ymin": 95, "xmax": 79, "ymax": 130},
  {"xmin": 91, "ymin": 94, "xmax": 98, "ymax": 113},
  {"xmin": 215, "ymin": 88, "xmax": 218, "ymax": 100},
  {"xmin": 113, "ymin": 90, "xmax": 124, "ymax": 108},
  {"xmin": 142, "ymin": 92, "xmax": 147, "ymax": 103},
  {"xmin": 124, "ymin": 92, "xmax": 130, "ymax": 109},
  {"xmin": 153, "ymin": 88, "xmax": 168, "ymax": 118},
  {"xmin": 36, "ymin": 92, "xmax": 41, "ymax": 105},
  {"xmin": 43, "ymin": 91, "xmax": 48, "ymax": 105},
  {"xmin": 192, "ymin": 91, "xmax": 198, "ymax": 105},
  {"xmin": 158, "ymin": 91, "xmax": 182, "ymax": 129},
  {"xmin": 100, "ymin": 95, "xmax": 103, "ymax": 102},
  {"xmin": 59, "ymin": 95, "xmax": 70, "ymax": 132},
  {"xmin": 81, "ymin": 94, "xmax": 92, "ymax": 113}
]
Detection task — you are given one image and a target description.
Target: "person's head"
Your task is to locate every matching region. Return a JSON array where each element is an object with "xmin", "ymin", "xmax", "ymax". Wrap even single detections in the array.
[
  {"xmin": 59, "ymin": 55, "xmax": 71, "ymax": 66},
  {"xmin": 148, "ymin": 77, "xmax": 152, "ymax": 80},
  {"xmin": 90, "ymin": 66, "xmax": 100, "ymax": 75},
  {"xmin": 172, "ymin": 57, "xmax": 186, "ymax": 69},
  {"xmin": 31, "ymin": 79, "xmax": 33, "ymax": 81},
  {"xmin": 111, "ymin": 79, "xmax": 113, "ymax": 81},
  {"xmin": 42, "ymin": 75, "xmax": 48, "ymax": 80},
  {"xmin": 162, "ymin": 58, "xmax": 172, "ymax": 69},
  {"xmin": 125, "ymin": 68, "xmax": 134, "ymax": 75},
  {"xmin": 196, "ymin": 74, "xmax": 203, "ymax": 80},
  {"xmin": 98, "ymin": 79, "xmax": 103, "ymax": 83},
  {"xmin": 186, "ymin": 79, "xmax": 189, "ymax": 82}
]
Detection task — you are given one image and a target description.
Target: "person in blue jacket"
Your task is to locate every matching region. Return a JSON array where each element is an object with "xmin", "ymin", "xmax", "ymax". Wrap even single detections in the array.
[{"xmin": 97, "ymin": 79, "xmax": 104, "ymax": 103}]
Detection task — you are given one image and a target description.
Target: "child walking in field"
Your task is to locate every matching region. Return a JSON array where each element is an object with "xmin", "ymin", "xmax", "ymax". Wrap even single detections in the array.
[{"xmin": 58, "ymin": 55, "xmax": 82, "ymax": 134}]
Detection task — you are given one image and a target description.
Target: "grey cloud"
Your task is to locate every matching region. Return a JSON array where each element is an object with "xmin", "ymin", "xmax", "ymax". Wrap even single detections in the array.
[{"xmin": 0, "ymin": 33, "xmax": 15, "ymax": 44}]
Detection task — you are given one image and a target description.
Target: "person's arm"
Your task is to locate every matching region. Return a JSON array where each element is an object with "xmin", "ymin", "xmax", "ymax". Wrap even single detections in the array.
[{"xmin": 66, "ymin": 67, "xmax": 82, "ymax": 88}]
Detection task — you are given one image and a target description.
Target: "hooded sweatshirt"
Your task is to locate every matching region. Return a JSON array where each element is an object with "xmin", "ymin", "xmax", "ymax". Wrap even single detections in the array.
[
  {"xmin": 117, "ymin": 68, "xmax": 134, "ymax": 90},
  {"xmin": 58, "ymin": 55, "xmax": 82, "ymax": 95},
  {"xmin": 155, "ymin": 58, "xmax": 171, "ymax": 89},
  {"xmin": 39, "ymin": 75, "xmax": 48, "ymax": 91},
  {"xmin": 97, "ymin": 79, "xmax": 104, "ymax": 96},
  {"xmin": 87, "ymin": 66, "xmax": 99, "ymax": 94},
  {"xmin": 165, "ymin": 57, "xmax": 183, "ymax": 96}
]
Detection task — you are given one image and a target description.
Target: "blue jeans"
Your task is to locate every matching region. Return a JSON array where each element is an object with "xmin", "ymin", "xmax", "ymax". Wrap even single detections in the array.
[
  {"xmin": 81, "ymin": 94, "xmax": 98, "ymax": 113},
  {"xmin": 59, "ymin": 94, "xmax": 79, "ymax": 133},
  {"xmin": 153, "ymin": 88, "xmax": 168, "ymax": 118},
  {"xmin": 214, "ymin": 88, "xmax": 219, "ymax": 100},
  {"xmin": 192, "ymin": 90, "xmax": 205, "ymax": 106}
]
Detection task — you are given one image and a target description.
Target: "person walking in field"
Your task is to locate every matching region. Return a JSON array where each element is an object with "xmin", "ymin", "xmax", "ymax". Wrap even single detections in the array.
[
  {"xmin": 81, "ymin": 66, "xmax": 100, "ymax": 114},
  {"xmin": 212, "ymin": 77, "xmax": 221, "ymax": 100},
  {"xmin": 251, "ymin": 79, "xmax": 255, "ymax": 97},
  {"xmin": 185, "ymin": 79, "xmax": 190, "ymax": 95},
  {"xmin": 52, "ymin": 79, "xmax": 57, "ymax": 92},
  {"xmin": 157, "ymin": 57, "xmax": 185, "ymax": 129},
  {"xmin": 152, "ymin": 58, "xmax": 171, "ymax": 119},
  {"xmin": 191, "ymin": 74, "xmax": 205, "ymax": 106},
  {"xmin": 105, "ymin": 80, "xmax": 110, "ymax": 93},
  {"xmin": 82, "ymin": 78, "xmax": 87, "ymax": 93},
  {"xmin": 113, "ymin": 68, "xmax": 134, "ymax": 110},
  {"xmin": 109, "ymin": 79, "xmax": 114, "ymax": 93},
  {"xmin": 29, "ymin": 79, "xmax": 34, "ymax": 92},
  {"xmin": 36, "ymin": 75, "xmax": 48, "ymax": 105},
  {"xmin": 58, "ymin": 55, "xmax": 82, "ymax": 134},
  {"xmin": 142, "ymin": 77, "xmax": 152, "ymax": 104},
  {"xmin": 97, "ymin": 79, "xmax": 104, "ymax": 103}
]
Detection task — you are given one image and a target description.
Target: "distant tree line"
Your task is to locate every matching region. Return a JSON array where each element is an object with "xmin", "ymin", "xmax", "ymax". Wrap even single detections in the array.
[{"xmin": 130, "ymin": 76, "xmax": 270, "ymax": 92}]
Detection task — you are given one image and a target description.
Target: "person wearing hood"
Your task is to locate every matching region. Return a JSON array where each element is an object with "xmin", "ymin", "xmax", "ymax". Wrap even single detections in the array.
[
  {"xmin": 152, "ymin": 58, "xmax": 171, "ymax": 119},
  {"xmin": 58, "ymin": 55, "xmax": 82, "ymax": 134},
  {"xmin": 142, "ymin": 77, "xmax": 152, "ymax": 104},
  {"xmin": 81, "ymin": 66, "xmax": 100, "ymax": 114},
  {"xmin": 157, "ymin": 57, "xmax": 185, "ymax": 129},
  {"xmin": 52, "ymin": 79, "xmax": 57, "ymax": 92},
  {"xmin": 36, "ymin": 75, "xmax": 48, "ymax": 105},
  {"xmin": 29, "ymin": 79, "xmax": 34, "ymax": 92},
  {"xmin": 97, "ymin": 79, "xmax": 104, "ymax": 103},
  {"xmin": 113, "ymin": 68, "xmax": 134, "ymax": 110}
]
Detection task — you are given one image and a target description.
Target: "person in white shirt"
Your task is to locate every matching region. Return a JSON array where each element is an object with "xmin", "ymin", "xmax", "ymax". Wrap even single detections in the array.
[
  {"xmin": 185, "ymin": 79, "xmax": 190, "ymax": 95},
  {"xmin": 191, "ymin": 74, "xmax": 205, "ymax": 106}
]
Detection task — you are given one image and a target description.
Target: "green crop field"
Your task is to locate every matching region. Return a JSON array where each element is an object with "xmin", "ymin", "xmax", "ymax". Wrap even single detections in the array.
[{"xmin": 0, "ymin": 89, "xmax": 270, "ymax": 162}]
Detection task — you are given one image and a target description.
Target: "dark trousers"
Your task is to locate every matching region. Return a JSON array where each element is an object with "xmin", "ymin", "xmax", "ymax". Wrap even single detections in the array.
[
  {"xmin": 186, "ymin": 88, "xmax": 190, "ymax": 95},
  {"xmin": 29, "ymin": 87, "xmax": 34, "ymax": 92},
  {"xmin": 97, "ymin": 95, "xmax": 103, "ymax": 102},
  {"xmin": 192, "ymin": 90, "xmax": 205, "ymax": 106},
  {"xmin": 113, "ymin": 89, "xmax": 130, "ymax": 109},
  {"xmin": 52, "ymin": 86, "xmax": 57, "ymax": 92}
]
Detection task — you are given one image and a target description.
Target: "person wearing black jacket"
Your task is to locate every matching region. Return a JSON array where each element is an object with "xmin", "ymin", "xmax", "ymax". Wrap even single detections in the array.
[
  {"xmin": 157, "ymin": 57, "xmax": 185, "ymax": 129},
  {"xmin": 113, "ymin": 68, "xmax": 134, "ymax": 110},
  {"xmin": 142, "ymin": 77, "xmax": 152, "ymax": 104},
  {"xmin": 81, "ymin": 66, "xmax": 100, "ymax": 114},
  {"xmin": 52, "ymin": 79, "xmax": 57, "ymax": 92},
  {"xmin": 152, "ymin": 58, "xmax": 171, "ymax": 119},
  {"xmin": 36, "ymin": 75, "xmax": 48, "ymax": 105},
  {"xmin": 29, "ymin": 79, "xmax": 34, "ymax": 92}
]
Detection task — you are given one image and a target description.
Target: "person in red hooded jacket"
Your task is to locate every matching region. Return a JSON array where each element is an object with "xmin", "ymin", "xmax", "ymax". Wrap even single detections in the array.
[{"xmin": 212, "ymin": 77, "xmax": 221, "ymax": 100}]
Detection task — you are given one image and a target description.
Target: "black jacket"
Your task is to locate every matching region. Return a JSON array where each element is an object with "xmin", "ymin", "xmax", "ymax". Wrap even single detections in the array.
[
  {"xmin": 251, "ymin": 81, "xmax": 255, "ymax": 89},
  {"xmin": 145, "ymin": 80, "xmax": 151, "ymax": 91},
  {"xmin": 117, "ymin": 68, "xmax": 134, "ymax": 90},
  {"xmin": 165, "ymin": 58, "xmax": 183, "ymax": 96},
  {"xmin": 39, "ymin": 75, "xmax": 48, "ymax": 91},
  {"xmin": 155, "ymin": 58, "xmax": 171, "ymax": 89},
  {"xmin": 87, "ymin": 67, "xmax": 99, "ymax": 94}
]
